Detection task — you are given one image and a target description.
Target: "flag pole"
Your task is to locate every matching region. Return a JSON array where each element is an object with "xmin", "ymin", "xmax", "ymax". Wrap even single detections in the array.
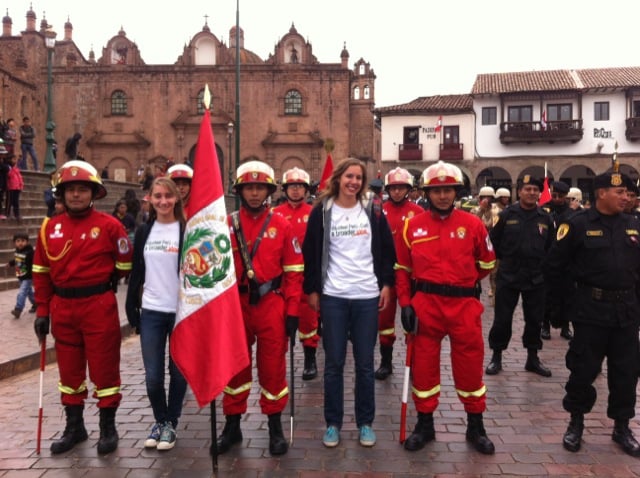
[
  {"xmin": 399, "ymin": 334, "xmax": 413, "ymax": 444},
  {"xmin": 289, "ymin": 334, "xmax": 295, "ymax": 445},
  {"xmin": 234, "ymin": 0, "xmax": 241, "ymax": 211},
  {"xmin": 210, "ymin": 400, "xmax": 218, "ymax": 472},
  {"xmin": 36, "ymin": 338, "xmax": 46, "ymax": 454}
]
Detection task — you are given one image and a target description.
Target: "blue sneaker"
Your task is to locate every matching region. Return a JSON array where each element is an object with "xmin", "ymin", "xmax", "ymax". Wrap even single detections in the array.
[
  {"xmin": 157, "ymin": 422, "xmax": 177, "ymax": 450},
  {"xmin": 323, "ymin": 425, "xmax": 340, "ymax": 447},
  {"xmin": 144, "ymin": 422, "xmax": 162, "ymax": 448},
  {"xmin": 359, "ymin": 425, "xmax": 376, "ymax": 447}
]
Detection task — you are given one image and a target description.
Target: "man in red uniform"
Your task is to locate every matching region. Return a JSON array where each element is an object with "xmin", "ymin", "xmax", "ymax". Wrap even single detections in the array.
[
  {"xmin": 374, "ymin": 167, "xmax": 424, "ymax": 380},
  {"xmin": 32, "ymin": 160, "xmax": 132, "ymax": 455},
  {"xmin": 395, "ymin": 161, "xmax": 496, "ymax": 455},
  {"xmin": 217, "ymin": 160, "xmax": 303, "ymax": 456},
  {"xmin": 273, "ymin": 167, "xmax": 319, "ymax": 380},
  {"xmin": 167, "ymin": 163, "xmax": 193, "ymax": 217}
]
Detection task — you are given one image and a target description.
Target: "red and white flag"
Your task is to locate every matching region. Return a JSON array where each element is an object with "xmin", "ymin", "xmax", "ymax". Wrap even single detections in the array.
[
  {"xmin": 541, "ymin": 110, "xmax": 548, "ymax": 131},
  {"xmin": 435, "ymin": 115, "xmax": 442, "ymax": 133},
  {"xmin": 171, "ymin": 87, "xmax": 249, "ymax": 408},
  {"xmin": 318, "ymin": 152, "xmax": 334, "ymax": 191},
  {"xmin": 539, "ymin": 162, "xmax": 552, "ymax": 204}
]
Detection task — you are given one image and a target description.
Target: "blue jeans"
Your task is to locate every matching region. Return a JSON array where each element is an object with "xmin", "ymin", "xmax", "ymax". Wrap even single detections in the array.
[
  {"xmin": 139, "ymin": 308, "xmax": 188, "ymax": 427},
  {"xmin": 15, "ymin": 279, "xmax": 35, "ymax": 311},
  {"xmin": 321, "ymin": 294, "xmax": 379, "ymax": 429},
  {"xmin": 21, "ymin": 143, "xmax": 39, "ymax": 171}
]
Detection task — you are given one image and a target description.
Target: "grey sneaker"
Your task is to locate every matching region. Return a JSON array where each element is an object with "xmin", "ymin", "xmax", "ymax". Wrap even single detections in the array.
[
  {"xmin": 157, "ymin": 422, "xmax": 176, "ymax": 450},
  {"xmin": 144, "ymin": 422, "xmax": 162, "ymax": 448}
]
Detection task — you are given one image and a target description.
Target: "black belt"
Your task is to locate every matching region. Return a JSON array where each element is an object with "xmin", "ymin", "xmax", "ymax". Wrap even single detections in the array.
[
  {"xmin": 238, "ymin": 276, "xmax": 282, "ymax": 304},
  {"xmin": 579, "ymin": 284, "xmax": 634, "ymax": 302},
  {"xmin": 414, "ymin": 280, "xmax": 478, "ymax": 298},
  {"xmin": 53, "ymin": 282, "xmax": 112, "ymax": 299}
]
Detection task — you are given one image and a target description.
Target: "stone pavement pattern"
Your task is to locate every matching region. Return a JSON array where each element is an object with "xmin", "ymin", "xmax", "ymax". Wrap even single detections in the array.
[{"xmin": 2, "ymin": 281, "xmax": 640, "ymax": 477}]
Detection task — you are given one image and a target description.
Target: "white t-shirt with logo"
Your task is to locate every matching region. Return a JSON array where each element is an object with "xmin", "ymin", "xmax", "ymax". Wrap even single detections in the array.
[{"xmin": 141, "ymin": 221, "xmax": 181, "ymax": 313}]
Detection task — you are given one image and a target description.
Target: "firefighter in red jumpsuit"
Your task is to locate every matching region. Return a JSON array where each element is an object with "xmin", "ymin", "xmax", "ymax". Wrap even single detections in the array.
[
  {"xmin": 395, "ymin": 161, "xmax": 496, "ymax": 455},
  {"xmin": 273, "ymin": 167, "xmax": 319, "ymax": 381},
  {"xmin": 217, "ymin": 160, "xmax": 303, "ymax": 456},
  {"xmin": 167, "ymin": 163, "xmax": 192, "ymax": 217},
  {"xmin": 375, "ymin": 167, "xmax": 424, "ymax": 380},
  {"xmin": 32, "ymin": 160, "xmax": 132, "ymax": 455}
]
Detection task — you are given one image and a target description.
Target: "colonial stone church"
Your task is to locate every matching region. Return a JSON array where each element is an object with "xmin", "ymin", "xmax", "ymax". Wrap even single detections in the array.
[{"xmin": 0, "ymin": 7, "xmax": 379, "ymax": 189}]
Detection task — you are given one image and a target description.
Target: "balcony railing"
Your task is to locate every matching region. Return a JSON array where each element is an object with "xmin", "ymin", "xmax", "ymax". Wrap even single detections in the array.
[
  {"xmin": 499, "ymin": 120, "xmax": 583, "ymax": 144},
  {"xmin": 626, "ymin": 117, "xmax": 640, "ymax": 141},
  {"xmin": 398, "ymin": 143, "xmax": 422, "ymax": 161},
  {"xmin": 439, "ymin": 143, "xmax": 463, "ymax": 161}
]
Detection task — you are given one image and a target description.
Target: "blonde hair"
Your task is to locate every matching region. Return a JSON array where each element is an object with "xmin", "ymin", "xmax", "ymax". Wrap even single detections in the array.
[{"xmin": 148, "ymin": 177, "xmax": 186, "ymax": 225}]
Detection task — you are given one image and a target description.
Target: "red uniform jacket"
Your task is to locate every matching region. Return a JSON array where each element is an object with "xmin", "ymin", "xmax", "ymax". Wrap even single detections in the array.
[{"xmin": 383, "ymin": 199, "xmax": 425, "ymax": 253}]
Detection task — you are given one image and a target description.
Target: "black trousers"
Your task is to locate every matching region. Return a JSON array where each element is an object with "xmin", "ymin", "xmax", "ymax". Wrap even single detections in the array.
[
  {"xmin": 488, "ymin": 283, "xmax": 544, "ymax": 352},
  {"xmin": 563, "ymin": 321, "xmax": 638, "ymax": 420}
]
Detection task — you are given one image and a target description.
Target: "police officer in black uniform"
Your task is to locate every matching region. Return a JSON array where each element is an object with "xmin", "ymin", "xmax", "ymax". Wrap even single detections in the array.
[
  {"xmin": 545, "ymin": 171, "xmax": 640, "ymax": 457},
  {"xmin": 485, "ymin": 175, "xmax": 554, "ymax": 377},
  {"xmin": 540, "ymin": 181, "xmax": 573, "ymax": 340}
]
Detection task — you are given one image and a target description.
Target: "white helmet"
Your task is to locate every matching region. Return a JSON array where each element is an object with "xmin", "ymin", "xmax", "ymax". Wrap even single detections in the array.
[
  {"xmin": 567, "ymin": 187, "xmax": 583, "ymax": 202},
  {"xmin": 478, "ymin": 186, "xmax": 495, "ymax": 198},
  {"xmin": 495, "ymin": 187, "xmax": 511, "ymax": 199}
]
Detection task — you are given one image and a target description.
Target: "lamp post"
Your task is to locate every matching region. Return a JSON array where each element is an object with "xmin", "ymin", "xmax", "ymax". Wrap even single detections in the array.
[
  {"xmin": 43, "ymin": 29, "xmax": 57, "ymax": 173},
  {"xmin": 227, "ymin": 121, "xmax": 234, "ymax": 194}
]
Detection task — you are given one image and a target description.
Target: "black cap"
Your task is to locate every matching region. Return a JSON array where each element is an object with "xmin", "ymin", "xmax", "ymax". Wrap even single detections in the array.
[
  {"xmin": 551, "ymin": 181, "xmax": 569, "ymax": 194},
  {"xmin": 593, "ymin": 172, "xmax": 627, "ymax": 190},
  {"xmin": 517, "ymin": 175, "xmax": 543, "ymax": 190},
  {"xmin": 369, "ymin": 178, "xmax": 383, "ymax": 192},
  {"xmin": 624, "ymin": 175, "xmax": 640, "ymax": 195}
]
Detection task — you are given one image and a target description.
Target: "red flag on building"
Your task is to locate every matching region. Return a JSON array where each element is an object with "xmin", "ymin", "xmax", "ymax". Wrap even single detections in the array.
[
  {"xmin": 539, "ymin": 162, "xmax": 552, "ymax": 204},
  {"xmin": 171, "ymin": 89, "xmax": 249, "ymax": 408},
  {"xmin": 541, "ymin": 109, "xmax": 548, "ymax": 131},
  {"xmin": 319, "ymin": 152, "xmax": 334, "ymax": 191},
  {"xmin": 435, "ymin": 115, "xmax": 443, "ymax": 133}
]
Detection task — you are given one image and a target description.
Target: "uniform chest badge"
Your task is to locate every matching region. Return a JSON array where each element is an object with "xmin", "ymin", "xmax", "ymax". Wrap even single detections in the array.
[
  {"xmin": 267, "ymin": 227, "xmax": 278, "ymax": 239},
  {"xmin": 538, "ymin": 223, "xmax": 548, "ymax": 235},
  {"xmin": 413, "ymin": 228, "xmax": 428, "ymax": 238},
  {"xmin": 407, "ymin": 211, "xmax": 415, "ymax": 219},
  {"xmin": 91, "ymin": 227, "xmax": 101, "ymax": 239},
  {"xmin": 50, "ymin": 223, "xmax": 64, "ymax": 239},
  {"xmin": 557, "ymin": 224, "xmax": 570, "ymax": 241},
  {"xmin": 456, "ymin": 227, "xmax": 467, "ymax": 239}
]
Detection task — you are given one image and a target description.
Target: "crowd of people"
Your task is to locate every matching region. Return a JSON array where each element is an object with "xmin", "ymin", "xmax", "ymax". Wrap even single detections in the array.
[{"xmin": 18, "ymin": 154, "xmax": 640, "ymax": 461}]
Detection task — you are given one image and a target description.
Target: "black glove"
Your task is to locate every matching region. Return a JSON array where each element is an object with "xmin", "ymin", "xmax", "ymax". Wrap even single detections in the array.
[
  {"xmin": 285, "ymin": 315, "xmax": 299, "ymax": 339},
  {"xmin": 34, "ymin": 316, "xmax": 50, "ymax": 343},
  {"xmin": 401, "ymin": 306, "xmax": 417, "ymax": 334}
]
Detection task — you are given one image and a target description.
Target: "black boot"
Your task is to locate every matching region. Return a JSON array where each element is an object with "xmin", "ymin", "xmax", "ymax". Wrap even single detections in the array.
[
  {"xmin": 50, "ymin": 405, "xmax": 89, "ymax": 454},
  {"xmin": 374, "ymin": 345, "xmax": 393, "ymax": 380},
  {"xmin": 562, "ymin": 413, "xmax": 584, "ymax": 452},
  {"xmin": 267, "ymin": 413, "xmax": 288, "ymax": 455},
  {"xmin": 97, "ymin": 407, "xmax": 118, "ymax": 455},
  {"xmin": 216, "ymin": 414, "xmax": 242, "ymax": 454},
  {"xmin": 560, "ymin": 325, "xmax": 573, "ymax": 340},
  {"xmin": 404, "ymin": 412, "xmax": 435, "ymax": 451},
  {"xmin": 612, "ymin": 419, "xmax": 640, "ymax": 457},
  {"xmin": 485, "ymin": 351, "xmax": 502, "ymax": 375},
  {"xmin": 525, "ymin": 349, "xmax": 552, "ymax": 377},
  {"xmin": 541, "ymin": 323, "xmax": 551, "ymax": 340},
  {"xmin": 466, "ymin": 413, "xmax": 495, "ymax": 455},
  {"xmin": 302, "ymin": 346, "xmax": 318, "ymax": 381}
]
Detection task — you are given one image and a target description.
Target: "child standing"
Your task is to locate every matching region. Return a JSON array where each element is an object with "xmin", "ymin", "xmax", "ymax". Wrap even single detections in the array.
[
  {"xmin": 8, "ymin": 231, "xmax": 36, "ymax": 318},
  {"xmin": 6, "ymin": 154, "xmax": 23, "ymax": 222}
]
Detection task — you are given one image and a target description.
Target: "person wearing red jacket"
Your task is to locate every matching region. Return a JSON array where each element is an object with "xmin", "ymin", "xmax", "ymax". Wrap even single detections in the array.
[
  {"xmin": 167, "ymin": 163, "xmax": 193, "ymax": 217},
  {"xmin": 375, "ymin": 167, "xmax": 424, "ymax": 380},
  {"xmin": 32, "ymin": 160, "xmax": 132, "ymax": 455},
  {"xmin": 217, "ymin": 160, "xmax": 303, "ymax": 456},
  {"xmin": 273, "ymin": 167, "xmax": 319, "ymax": 381},
  {"xmin": 395, "ymin": 161, "xmax": 496, "ymax": 455}
]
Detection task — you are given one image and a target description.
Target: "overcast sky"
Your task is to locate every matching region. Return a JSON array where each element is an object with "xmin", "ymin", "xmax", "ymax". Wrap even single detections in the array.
[{"xmin": 11, "ymin": 0, "xmax": 640, "ymax": 107}]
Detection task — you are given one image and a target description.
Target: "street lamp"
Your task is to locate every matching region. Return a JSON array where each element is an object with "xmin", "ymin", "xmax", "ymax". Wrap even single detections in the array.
[
  {"xmin": 43, "ymin": 29, "xmax": 57, "ymax": 173},
  {"xmin": 227, "ymin": 121, "xmax": 234, "ymax": 194}
]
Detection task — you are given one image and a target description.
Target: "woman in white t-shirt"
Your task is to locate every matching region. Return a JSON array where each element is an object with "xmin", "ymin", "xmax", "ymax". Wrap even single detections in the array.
[
  {"xmin": 125, "ymin": 177, "xmax": 186, "ymax": 451},
  {"xmin": 302, "ymin": 158, "xmax": 396, "ymax": 449}
]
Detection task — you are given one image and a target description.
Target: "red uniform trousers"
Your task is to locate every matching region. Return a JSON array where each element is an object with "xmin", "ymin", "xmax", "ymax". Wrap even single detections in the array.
[
  {"xmin": 222, "ymin": 291, "xmax": 289, "ymax": 416},
  {"xmin": 51, "ymin": 292, "xmax": 122, "ymax": 408},
  {"xmin": 377, "ymin": 286, "xmax": 398, "ymax": 347},
  {"xmin": 298, "ymin": 293, "xmax": 320, "ymax": 348},
  {"xmin": 411, "ymin": 292, "xmax": 486, "ymax": 414}
]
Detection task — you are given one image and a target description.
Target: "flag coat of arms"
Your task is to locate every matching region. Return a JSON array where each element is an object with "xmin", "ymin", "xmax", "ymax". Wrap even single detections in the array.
[{"xmin": 171, "ymin": 98, "xmax": 249, "ymax": 408}]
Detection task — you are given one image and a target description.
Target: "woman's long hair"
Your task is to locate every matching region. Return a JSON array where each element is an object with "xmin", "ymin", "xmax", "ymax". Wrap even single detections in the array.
[
  {"xmin": 148, "ymin": 177, "xmax": 186, "ymax": 226},
  {"xmin": 316, "ymin": 157, "xmax": 368, "ymax": 204}
]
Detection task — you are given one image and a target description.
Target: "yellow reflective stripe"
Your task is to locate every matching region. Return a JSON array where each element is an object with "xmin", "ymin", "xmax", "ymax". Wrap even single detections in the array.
[
  {"xmin": 283, "ymin": 264, "xmax": 304, "ymax": 272},
  {"xmin": 456, "ymin": 384, "xmax": 487, "ymax": 398},
  {"xmin": 116, "ymin": 261, "xmax": 132, "ymax": 271},
  {"xmin": 58, "ymin": 381, "xmax": 88, "ymax": 395},
  {"xmin": 478, "ymin": 260, "xmax": 496, "ymax": 270},
  {"xmin": 261, "ymin": 386, "xmax": 288, "ymax": 401},
  {"xmin": 32, "ymin": 264, "xmax": 50, "ymax": 274},
  {"xmin": 95, "ymin": 385, "xmax": 121, "ymax": 398},
  {"xmin": 394, "ymin": 263, "xmax": 412, "ymax": 273},
  {"xmin": 412, "ymin": 383, "xmax": 440, "ymax": 399},
  {"xmin": 224, "ymin": 381, "xmax": 252, "ymax": 396},
  {"xmin": 379, "ymin": 327, "xmax": 395, "ymax": 337},
  {"xmin": 298, "ymin": 329, "xmax": 317, "ymax": 340}
]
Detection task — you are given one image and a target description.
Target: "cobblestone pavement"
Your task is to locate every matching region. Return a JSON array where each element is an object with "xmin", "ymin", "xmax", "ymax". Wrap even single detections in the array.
[{"xmin": 1, "ymin": 280, "xmax": 640, "ymax": 477}]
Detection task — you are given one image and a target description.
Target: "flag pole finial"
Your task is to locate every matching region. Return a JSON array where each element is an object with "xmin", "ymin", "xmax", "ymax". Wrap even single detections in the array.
[
  {"xmin": 203, "ymin": 84, "xmax": 211, "ymax": 111},
  {"xmin": 612, "ymin": 140, "xmax": 619, "ymax": 173}
]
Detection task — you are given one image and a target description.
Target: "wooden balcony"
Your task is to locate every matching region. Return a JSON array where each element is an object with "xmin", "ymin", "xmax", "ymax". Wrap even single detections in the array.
[
  {"xmin": 626, "ymin": 117, "xmax": 640, "ymax": 141},
  {"xmin": 439, "ymin": 143, "xmax": 463, "ymax": 161},
  {"xmin": 398, "ymin": 143, "xmax": 422, "ymax": 161},
  {"xmin": 500, "ymin": 120, "xmax": 583, "ymax": 144}
]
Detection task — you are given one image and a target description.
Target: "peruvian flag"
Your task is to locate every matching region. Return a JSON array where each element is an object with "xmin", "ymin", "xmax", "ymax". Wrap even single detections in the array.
[
  {"xmin": 541, "ymin": 109, "xmax": 548, "ymax": 131},
  {"xmin": 171, "ymin": 88, "xmax": 249, "ymax": 408},
  {"xmin": 318, "ymin": 152, "xmax": 334, "ymax": 191},
  {"xmin": 539, "ymin": 162, "xmax": 552, "ymax": 204},
  {"xmin": 435, "ymin": 115, "xmax": 443, "ymax": 133}
]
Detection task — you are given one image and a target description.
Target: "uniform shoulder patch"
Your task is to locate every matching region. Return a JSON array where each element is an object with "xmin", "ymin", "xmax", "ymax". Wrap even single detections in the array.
[{"xmin": 556, "ymin": 223, "xmax": 570, "ymax": 241}]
